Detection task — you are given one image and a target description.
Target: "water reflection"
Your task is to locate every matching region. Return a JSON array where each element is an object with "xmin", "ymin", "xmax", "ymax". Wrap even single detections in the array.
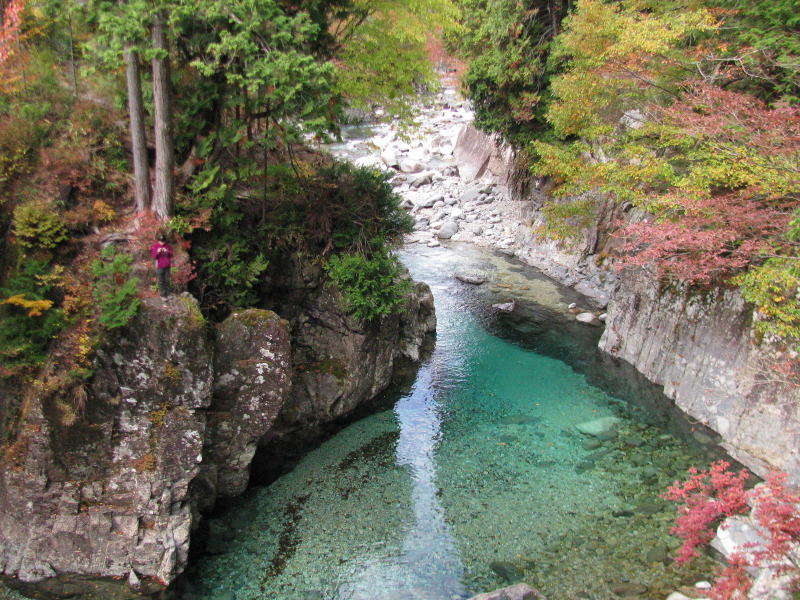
[{"xmin": 338, "ymin": 366, "xmax": 466, "ymax": 599}]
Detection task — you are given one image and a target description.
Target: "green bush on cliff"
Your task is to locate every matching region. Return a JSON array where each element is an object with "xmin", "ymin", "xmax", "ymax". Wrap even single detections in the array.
[
  {"xmin": 324, "ymin": 246, "xmax": 411, "ymax": 322},
  {"xmin": 0, "ymin": 260, "xmax": 65, "ymax": 374},
  {"xmin": 185, "ymin": 159, "xmax": 412, "ymax": 315},
  {"xmin": 91, "ymin": 245, "xmax": 140, "ymax": 329},
  {"xmin": 13, "ymin": 203, "xmax": 69, "ymax": 251}
]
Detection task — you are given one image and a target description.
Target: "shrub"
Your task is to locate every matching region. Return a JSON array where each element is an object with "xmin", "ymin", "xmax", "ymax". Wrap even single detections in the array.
[
  {"xmin": 324, "ymin": 246, "xmax": 411, "ymax": 322},
  {"xmin": 664, "ymin": 461, "xmax": 800, "ymax": 600},
  {"xmin": 13, "ymin": 202, "xmax": 69, "ymax": 251},
  {"xmin": 91, "ymin": 245, "xmax": 140, "ymax": 329},
  {"xmin": 0, "ymin": 259, "xmax": 64, "ymax": 374},
  {"xmin": 184, "ymin": 158, "xmax": 412, "ymax": 315}
]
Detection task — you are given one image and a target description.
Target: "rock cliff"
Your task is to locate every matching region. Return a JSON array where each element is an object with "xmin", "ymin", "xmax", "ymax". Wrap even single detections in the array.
[
  {"xmin": 599, "ymin": 270, "xmax": 800, "ymax": 483},
  {"xmin": 0, "ymin": 261, "xmax": 435, "ymax": 598},
  {"xmin": 252, "ymin": 256, "xmax": 436, "ymax": 465}
]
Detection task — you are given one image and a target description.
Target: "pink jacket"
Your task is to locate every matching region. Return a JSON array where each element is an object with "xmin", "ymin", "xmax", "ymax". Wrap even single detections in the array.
[{"xmin": 150, "ymin": 242, "xmax": 173, "ymax": 269}]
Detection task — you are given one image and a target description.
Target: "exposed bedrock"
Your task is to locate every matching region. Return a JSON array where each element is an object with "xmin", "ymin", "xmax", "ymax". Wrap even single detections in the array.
[
  {"xmin": 252, "ymin": 257, "xmax": 437, "ymax": 473},
  {"xmin": 0, "ymin": 259, "xmax": 436, "ymax": 598},
  {"xmin": 0, "ymin": 295, "xmax": 215, "ymax": 598},
  {"xmin": 600, "ymin": 269, "xmax": 800, "ymax": 483}
]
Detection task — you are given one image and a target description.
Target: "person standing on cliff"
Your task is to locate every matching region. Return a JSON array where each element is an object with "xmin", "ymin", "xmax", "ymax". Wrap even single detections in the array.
[{"xmin": 150, "ymin": 233, "xmax": 173, "ymax": 297}]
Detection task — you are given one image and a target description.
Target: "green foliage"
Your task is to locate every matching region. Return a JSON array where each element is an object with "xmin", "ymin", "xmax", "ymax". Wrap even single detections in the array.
[
  {"xmin": 0, "ymin": 48, "xmax": 73, "ymax": 197},
  {"xmin": 537, "ymin": 196, "xmax": 598, "ymax": 245},
  {"xmin": 324, "ymin": 246, "xmax": 412, "ymax": 322},
  {"xmin": 706, "ymin": 0, "xmax": 800, "ymax": 103},
  {"xmin": 455, "ymin": 0, "xmax": 562, "ymax": 146},
  {"xmin": 0, "ymin": 260, "xmax": 65, "ymax": 374},
  {"xmin": 194, "ymin": 241, "xmax": 269, "ymax": 310},
  {"xmin": 186, "ymin": 0, "xmax": 339, "ymax": 141},
  {"xmin": 735, "ymin": 259, "xmax": 800, "ymax": 347},
  {"xmin": 332, "ymin": 0, "xmax": 457, "ymax": 122},
  {"xmin": 545, "ymin": 0, "xmax": 714, "ymax": 140},
  {"xmin": 13, "ymin": 203, "xmax": 69, "ymax": 251},
  {"xmin": 91, "ymin": 245, "xmax": 141, "ymax": 329},
  {"xmin": 185, "ymin": 158, "xmax": 412, "ymax": 314}
]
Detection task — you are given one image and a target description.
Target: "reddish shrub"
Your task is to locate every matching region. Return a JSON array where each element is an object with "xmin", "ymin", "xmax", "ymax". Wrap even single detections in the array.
[{"xmin": 665, "ymin": 462, "xmax": 800, "ymax": 599}]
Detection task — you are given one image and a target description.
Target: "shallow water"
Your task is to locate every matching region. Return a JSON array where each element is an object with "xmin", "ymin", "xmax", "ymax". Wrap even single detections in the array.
[{"xmin": 183, "ymin": 243, "xmax": 731, "ymax": 600}]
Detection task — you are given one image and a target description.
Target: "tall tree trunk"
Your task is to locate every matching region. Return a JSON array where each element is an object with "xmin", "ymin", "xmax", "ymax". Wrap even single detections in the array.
[
  {"xmin": 125, "ymin": 45, "xmax": 151, "ymax": 214},
  {"xmin": 151, "ymin": 10, "xmax": 174, "ymax": 220},
  {"xmin": 548, "ymin": 0, "xmax": 561, "ymax": 37}
]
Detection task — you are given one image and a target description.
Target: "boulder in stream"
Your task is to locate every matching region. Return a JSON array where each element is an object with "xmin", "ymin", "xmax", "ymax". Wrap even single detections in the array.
[
  {"xmin": 469, "ymin": 583, "xmax": 547, "ymax": 600},
  {"xmin": 575, "ymin": 312, "xmax": 601, "ymax": 326},
  {"xmin": 399, "ymin": 156, "xmax": 425, "ymax": 173},
  {"xmin": 492, "ymin": 301, "xmax": 516, "ymax": 313},
  {"xmin": 455, "ymin": 271, "xmax": 487, "ymax": 285},
  {"xmin": 437, "ymin": 221, "xmax": 459, "ymax": 239}
]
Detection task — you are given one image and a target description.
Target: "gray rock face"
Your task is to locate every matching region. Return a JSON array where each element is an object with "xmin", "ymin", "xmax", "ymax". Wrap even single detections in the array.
[
  {"xmin": 197, "ymin": 309, "xmax": 292, "ymax": 505},
  {"xmin": 599, "ymin": 269, "xmax": 800, "ymax": 484},
  {"xmin": 453, "ymin": 126, "xmax": 496, "ymax": 182},
  {"xmin": 469, "ymin": 583, "xmax": 547, "ymax": 600},
  {"xmin": 265, "ymin": 260, "xmax": 436, "ymax": 440},
  {"xmin": 0, "ymin": 295, "xmax": 215, "ymax": 597},
  {"xmin": 0, "ymin": 260, "xmax": 436, "ymax": 597}
]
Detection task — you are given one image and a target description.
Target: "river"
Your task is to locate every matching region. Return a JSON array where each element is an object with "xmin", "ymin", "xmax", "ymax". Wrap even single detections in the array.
[{"xmin": 181, "ymin": 238, "xmax": 730, "ymax": 600}]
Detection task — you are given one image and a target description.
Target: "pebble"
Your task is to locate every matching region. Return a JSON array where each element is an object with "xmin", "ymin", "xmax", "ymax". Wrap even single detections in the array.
[{"xmin": 694, "ymin": 581, "xmax": 712, "ymax": 590}]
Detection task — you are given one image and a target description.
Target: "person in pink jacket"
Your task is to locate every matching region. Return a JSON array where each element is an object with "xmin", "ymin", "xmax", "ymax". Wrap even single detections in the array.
[{"xmin": 150, "ymin": 234, "xmax": 173, "ymax": 297}]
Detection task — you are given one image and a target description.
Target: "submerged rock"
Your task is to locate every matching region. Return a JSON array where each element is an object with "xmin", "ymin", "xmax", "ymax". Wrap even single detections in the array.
[
  {"xmin": 469, "ymin": 583, "xmax": 547, "ymax": 600},
  {"xmin": 490, "ymin": 561, "xmax": 524, "ymax": 583},
  {"xmin": 611, "ymin": 582, "xmax": 648, "ymax": 596},
  {"xmin": 575, "ymin": 416, "xmax": 621, "ymax": 437},
  {"xmin": 455, "ymin": 271, "xmax": 488, "ymax": 285},
  {"xmin": 575, "ymin": 312, "xmax": 601, "ymax": 326}
]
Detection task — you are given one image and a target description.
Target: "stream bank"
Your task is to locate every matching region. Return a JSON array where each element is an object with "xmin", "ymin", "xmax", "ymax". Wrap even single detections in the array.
[{"xmin": 0, "ymin": 259, "xmax": 435, "ymax": 599}]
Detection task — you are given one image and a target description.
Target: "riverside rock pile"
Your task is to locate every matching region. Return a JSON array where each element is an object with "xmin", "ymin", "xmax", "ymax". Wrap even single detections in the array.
[{"xmin": 331, "ymin": 89, "xmax": 527, "ymax": 253}]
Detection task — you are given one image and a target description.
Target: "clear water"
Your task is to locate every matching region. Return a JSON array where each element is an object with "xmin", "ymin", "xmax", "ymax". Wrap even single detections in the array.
[{"xmin": 182, "ymin": 243, "xmax": 729, "ymax": 600}]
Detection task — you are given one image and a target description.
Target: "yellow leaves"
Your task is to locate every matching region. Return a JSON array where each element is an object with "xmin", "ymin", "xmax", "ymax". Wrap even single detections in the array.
[
  {"xmin": 2, "ymin": 294, "xmax": 53, "ymax": 317},
  {"xmin": 547, "ymin": 0, "xmax": 718, "ymax": 140},
  {"xmin": 92, "ymin": 200, "xmax": 116, "ymax": 223}
]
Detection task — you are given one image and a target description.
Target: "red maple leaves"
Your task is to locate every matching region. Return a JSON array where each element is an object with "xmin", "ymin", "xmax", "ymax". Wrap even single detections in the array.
[
  {"xmin": 664, "ymin": 462, "xmax": 800, "ymax": 600},
  {"xmin": 0, "ymin": 0, "xmax": 25, "ymax": 66},
  {"xmin": 616, "ymin": 82, "xmax": 800, "ymax": 285}
]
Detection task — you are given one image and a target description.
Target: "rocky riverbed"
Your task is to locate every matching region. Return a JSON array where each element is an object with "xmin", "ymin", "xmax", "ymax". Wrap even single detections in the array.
[{"xmin": 328, "ymin": 88, "xmax": 609, "ymax": 321}]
